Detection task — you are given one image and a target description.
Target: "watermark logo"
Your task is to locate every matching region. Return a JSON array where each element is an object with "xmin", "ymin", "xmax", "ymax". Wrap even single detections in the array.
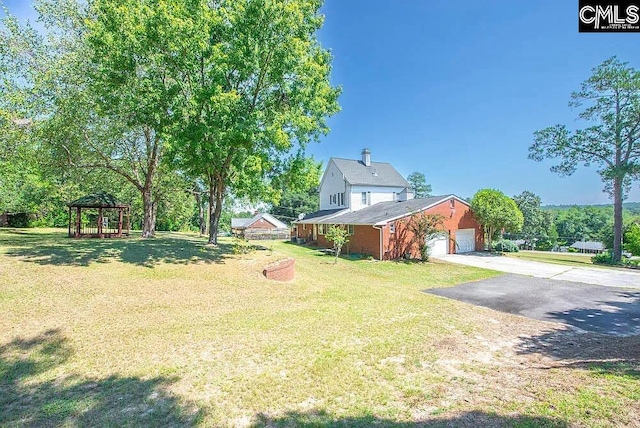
[{"xmin": 579, "ymin": 1, "xmax": 640, "ymax": 31}]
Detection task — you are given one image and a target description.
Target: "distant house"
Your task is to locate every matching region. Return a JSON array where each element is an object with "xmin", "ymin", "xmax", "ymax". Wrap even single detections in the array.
[
  {"xmin": 231, "ymin": 213, "xmax": 289, "ymax": 240},
  {"xmin": 292, "ymin": 149, "xmax": 484, "ymax": 260},
  {"xmin": 570, "ymin": 241, "xmax": 606, "ymax": 254}
]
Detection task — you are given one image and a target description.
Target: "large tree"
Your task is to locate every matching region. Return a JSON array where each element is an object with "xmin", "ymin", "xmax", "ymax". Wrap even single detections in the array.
[
  {"xmin": 406, "ymin": 172, "xmax": 432, "ymax": 199},
  {"xmin": 471, "ymin": 189, "xmax": 524, "ymax": 251},
  {"xmin": 513, "ymin": 190, "xmax": 549, "ymax": 248},
  {"xmin": 530, "ymin": 57, "xmax": 640, "ymax": 262},
  {"xmin": 168, "ymin": 0, "xmax": 340, "ymax": 244}
]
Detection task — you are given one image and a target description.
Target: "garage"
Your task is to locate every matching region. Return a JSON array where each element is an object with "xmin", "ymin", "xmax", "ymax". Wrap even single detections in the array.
[
  {"xmin": 427, "ymin": 232, "xmax": 449, "ymax": 256},
  {"xmin": 455, "ymin": 228, "xmax": 476, "ymax": 253}
]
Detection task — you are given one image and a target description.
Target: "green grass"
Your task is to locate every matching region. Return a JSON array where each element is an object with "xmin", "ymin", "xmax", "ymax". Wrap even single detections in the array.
[
  {"xmin": 505, "ymin": 250, "xmax": 608, "ymax": 268},
  {"xmin": 0, "ymin": 228, "xmax": 638, "ymax": 427}
]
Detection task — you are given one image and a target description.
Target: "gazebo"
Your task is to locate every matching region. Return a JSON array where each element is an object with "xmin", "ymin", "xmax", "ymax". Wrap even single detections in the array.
[{"xmin": 67, "ymin": 193, "xmax": 130, "ymax": 238}]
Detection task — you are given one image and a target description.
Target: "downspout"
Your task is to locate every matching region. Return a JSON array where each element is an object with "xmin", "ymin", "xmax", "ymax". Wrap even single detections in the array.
[{"xmin": 373, "ymin": 225, "xmax": 383, "ymax": 261}]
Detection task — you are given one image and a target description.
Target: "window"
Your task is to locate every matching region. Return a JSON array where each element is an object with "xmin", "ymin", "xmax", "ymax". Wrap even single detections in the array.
[
  {"xmin": 450, "ymin": 199, "xmax": 455, "ymax": 208},
  {"xmin": 329, "ymin": 195, "xmax": 332, "ymax": 205},
  {"xmin": 361, "ymin": 192, "xmax": 370, "ymax": 205},
  {"xmin": 318, "ymin": 224, "xmax": 325, "ymax": 235},
  {"xmin": 389, "ymin": 222, "xmax": 395, "ymax": 233},
  {"xmin": 338, "ymin": 192, "xmax": 344, "ymax": 206},
  {"xmin": 347, "ymin": 225, "xmax": 354, "ymax": 235}
]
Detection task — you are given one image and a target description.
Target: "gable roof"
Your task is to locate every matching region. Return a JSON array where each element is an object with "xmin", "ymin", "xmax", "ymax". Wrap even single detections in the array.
[
  {"xmin": 329, "ymin": 158, "xmax": 411, "ymax": 188},
  {"xmin": 570, "ymin": 241, "xmax": 606, "ymax": 251},
  {"xmin": 297, "ymin": 195, "xmax": 467, "ymax": 226},
  {"xmin": 232, "ymin": 213, "xmax": 288, "ymax": 230},
  {"xmin": 231, "ymin": 218, "xmax": 251, "ymax": 228}
]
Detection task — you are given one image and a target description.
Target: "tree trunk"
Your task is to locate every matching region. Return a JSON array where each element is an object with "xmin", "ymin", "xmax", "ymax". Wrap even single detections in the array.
[
  {"xmin": 141, "ymin": 187, "xmax": 156, "ymax": 238},
  {"xmin": 195, "ymin": 192, "xmax": 206, "ymax": 235},
  {"xmin": 612, "ymin": 176, "xmax": 624, "ymax": 262},
  {"xmin": 207, "ymin": 175, "xmax": 224, "ymax": 245}
]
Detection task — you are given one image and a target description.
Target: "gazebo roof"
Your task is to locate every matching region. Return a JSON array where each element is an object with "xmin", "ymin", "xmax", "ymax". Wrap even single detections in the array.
[{"xmin": 68, "ymin": 192, "xmax": 128, "ymax": 208}]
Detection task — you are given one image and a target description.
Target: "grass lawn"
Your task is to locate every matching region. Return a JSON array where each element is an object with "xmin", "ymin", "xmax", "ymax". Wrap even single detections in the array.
[
  {"xmin": 1, "ymin": 229, "xmax": 639, "ymax": 427},
  {"xmin": 505, "ymin": 251, "xmax": 612, "ymax": 269}
]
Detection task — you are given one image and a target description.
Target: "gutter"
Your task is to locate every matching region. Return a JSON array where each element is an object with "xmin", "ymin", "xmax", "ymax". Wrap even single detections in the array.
[{"xmin": 373, "ymin": 225, "xmax": 384, "ymax": 261}]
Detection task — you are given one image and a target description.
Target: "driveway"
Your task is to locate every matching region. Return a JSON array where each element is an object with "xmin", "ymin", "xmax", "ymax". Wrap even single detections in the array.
[
  {"xmin": 436, "ymin": 253, "xmax": 640, "ymax": 289},
  {"xmin": 427, "ymin": 274, "xmax": 640, "ymax": 336}
]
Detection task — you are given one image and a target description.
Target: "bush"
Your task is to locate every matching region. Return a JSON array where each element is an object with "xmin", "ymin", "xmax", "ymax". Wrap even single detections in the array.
[
  {"xmin": 493, "ymin": 239, "xmax": 519, "ymax": 252},
  {"xmin": 591, "ymin": 251, "xmax": 614, "ymax": 265},
  {"xmin": 622, "ymin": 258, "xmax": 640, "ymax": 268},
  {"xmin": 567, "ymin": 247, "xmax": 578, "ymax": 253},
  {"xmin": 232, "ymin": 238, "xmax": 255, "ymax": 255}
]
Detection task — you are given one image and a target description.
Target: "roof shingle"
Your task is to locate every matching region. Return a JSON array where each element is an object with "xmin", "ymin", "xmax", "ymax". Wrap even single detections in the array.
[{"xmin": 330, "ymin": 158, "xmax": 410, "ymax": 187}]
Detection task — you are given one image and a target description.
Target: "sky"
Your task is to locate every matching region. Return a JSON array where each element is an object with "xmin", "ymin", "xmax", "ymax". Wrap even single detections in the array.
[{"xmin": 3, "ymin": 0, "xmax": 640, "ymax": 205}]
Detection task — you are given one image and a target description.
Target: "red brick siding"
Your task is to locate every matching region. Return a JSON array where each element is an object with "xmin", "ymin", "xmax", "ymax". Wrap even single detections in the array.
[
  {"xmin": 263, "ymin": 258, "xmax": 295, "ymax": 281},
  {"xmin": 424, "ymin": 198, "xmax": 483, "ymax": 253},
  {"xmin": 308, "ymin": 224, "xmax": 382, "ymax": 259},
  {"xmin": 384, "ymin": 198, "xmax": 483, "ymax": 259}
]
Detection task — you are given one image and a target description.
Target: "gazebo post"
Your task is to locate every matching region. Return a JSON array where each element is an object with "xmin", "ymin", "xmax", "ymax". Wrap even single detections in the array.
[
  {"xmin": 98, "ymin": 207, "xmax": 103, "ymax": 238},
  {"xmin": 118, "ymin": 208, "xmax": 124, "ymax": 238},
  {"xmin": 76, "ymin": 207, "xmax": 82, "ymax": 237},
  {"xmin": 68, "ymin": 207, "xmax": 71, "ymax": 237},
  {"xmin": 126, "ymin": 208, "xmax": 131, "ymax": 236}
]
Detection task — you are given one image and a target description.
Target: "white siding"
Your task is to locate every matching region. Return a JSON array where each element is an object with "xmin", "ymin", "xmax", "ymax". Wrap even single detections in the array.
[
  {"xmin": 349, "ymin": 186, "xmax": 406, "ymax": 212},
  {"xmin": 319, "ymin": 161, "xmax": 349, "ymax": 210}
]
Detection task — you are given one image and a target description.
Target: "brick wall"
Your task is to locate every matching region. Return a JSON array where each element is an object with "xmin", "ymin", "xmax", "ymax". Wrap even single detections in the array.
[
  {"xmin": 263, "ymin": 258, "xmax": 295, "ymax": 281},
  {"xmin": 315, "ymin": 225, "xmax": 382, "ymax": 259},
  {"xmin": 383, "ymin": 198, "xmax": 483, "ymax": 259},
  {"xmin": 424, "ymin": 198, "xmax": 483, "ymax": 253}
]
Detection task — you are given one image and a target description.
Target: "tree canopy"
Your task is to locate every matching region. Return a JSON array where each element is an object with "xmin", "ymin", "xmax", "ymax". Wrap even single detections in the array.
[
  {"xmin": 406, "ymin": 172, "xmax": 432, "ymax": 199},
  {"xmin": 471, "ymin": 189, "xmax": 523, "ymax": 251}
]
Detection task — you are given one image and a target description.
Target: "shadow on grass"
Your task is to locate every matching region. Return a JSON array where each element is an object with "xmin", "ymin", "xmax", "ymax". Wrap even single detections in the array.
[
  {"xmin": 515, "ymin": 328, "xmax": 640, "ymax": 380},
  {"xmin": 2, "ymin": 229, "xmax": 232, "ymax": 267},
  {"xmin": 250, "ymin": 409, "xmax": 568, "ymax": 427},
  {"xmin": 515, "ymin": 328, "xmax": 640, "ymax": 379},
  {"xmin": 0, "ymin": 329, "xmax": 200, "ymax": 427}
]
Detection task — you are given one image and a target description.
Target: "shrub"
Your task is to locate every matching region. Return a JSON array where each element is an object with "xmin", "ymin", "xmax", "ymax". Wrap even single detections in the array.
[
  {"xmin": 567, "ymin": 247, "xmax": 578, "ymax": 253},
  {"xmin": 232, "ymin": 238, "xmax": 255, "ymax": 255},
  {"xmin": 493, "ymin": 239, "xmax": 519, "ymax": 252},
  {"xmin": 622, "ymin": 258, "xmax": 640, "ymax": 268},
  {"xmin": 591, "ymin": 251, "xmax": 614, "ymax": 265}
]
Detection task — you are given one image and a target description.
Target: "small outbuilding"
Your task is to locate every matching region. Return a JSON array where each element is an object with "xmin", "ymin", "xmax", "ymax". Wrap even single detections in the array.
[
  {"xmin": 570, "ymin": 241, "xmax": 606, "ymax": 254},
  {"xmin": 231, "ymin": 213, "xmax": 289, "ymax": 240},
  {"xmin": 67, "ymin": 192, "xmax": 130, "ymax": 238}
]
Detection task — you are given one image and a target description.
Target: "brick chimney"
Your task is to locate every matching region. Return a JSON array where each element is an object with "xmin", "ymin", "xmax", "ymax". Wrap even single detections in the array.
[{"xmin": 362, "ymin": 148, "xmax": 371, "ymax": 167}]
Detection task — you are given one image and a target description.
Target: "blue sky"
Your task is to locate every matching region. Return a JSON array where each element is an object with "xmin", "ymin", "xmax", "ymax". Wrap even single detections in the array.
[{"xmin": 3, "ymin": 0, "xmax": 640, "ymax": 204}]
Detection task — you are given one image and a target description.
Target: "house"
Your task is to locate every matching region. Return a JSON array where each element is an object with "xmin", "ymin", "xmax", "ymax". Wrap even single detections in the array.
[
  {"xmin": 570, "ymin": 241, "xmax": 606, "ymax": 254},
  {"xmin": 231, "ymin": 213, "xmax": 289, "ymax": 240},
  {"xmin": 292, "ymin": 149, "xmax": 484, "ymax": 260},
  {"xmin": 319, "ymin": 148, "xmax": 414, "ymax": 212}
]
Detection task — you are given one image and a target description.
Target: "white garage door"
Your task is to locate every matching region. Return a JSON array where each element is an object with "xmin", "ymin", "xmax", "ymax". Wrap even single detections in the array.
[
  {"xmin": 455, "ymin": 228, "xmax": 476, "ymax": 253},
  {"xmin": 427, "ymin": 232, "xmax": 449, "ymax": 256}
]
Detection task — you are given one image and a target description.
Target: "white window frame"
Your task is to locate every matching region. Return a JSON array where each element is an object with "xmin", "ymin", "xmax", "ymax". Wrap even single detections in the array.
[
  {"xmin": 389, "ymin": 222, "xmax": 395, "ymax": 234},
  {"xmin": 347, "ymin": 224, "xmax": 354, "ymax": 235},
  {"xmin": 318, "ymin": 224, "xmax": 325, "ymax": 235}
]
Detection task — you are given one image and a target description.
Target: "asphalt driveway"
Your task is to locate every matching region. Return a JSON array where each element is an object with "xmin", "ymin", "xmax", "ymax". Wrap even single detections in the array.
[
  {"xmin": 436, "ymin": 253, "xmax": 640, "ymax": 289},
  {"xmin": 427, "ymin": 274, "xmax": 640, "ymax": 336}
]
